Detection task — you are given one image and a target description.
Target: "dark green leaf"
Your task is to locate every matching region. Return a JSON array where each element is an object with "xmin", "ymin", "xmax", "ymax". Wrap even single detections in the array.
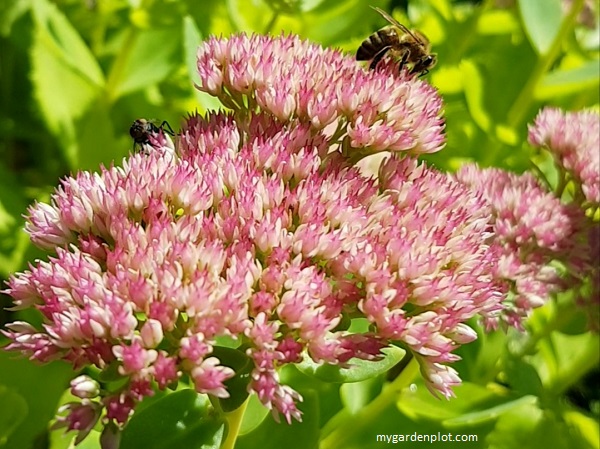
[
  {"xmin": 504, "ymin": 358, "xmax": 544, "ymax": 397},
  {"xmin": 120, "ymin": 390, "xmax": 225, "ymax": 449},
  {"xmin": 212, "ymin": 347, "xmax": 253, "ymax": 412},
  {"xmin": 296, "ymin": 346, "xmax": 405, "ymax": 383}
]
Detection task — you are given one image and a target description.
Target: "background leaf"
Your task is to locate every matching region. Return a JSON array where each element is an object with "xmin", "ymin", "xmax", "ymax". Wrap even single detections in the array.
[
  {"xmin": 518, "ymin": 0, "xmax": 563, "ymax": 54},
  {"xmin": 120, "ymin": 390, "xmax": 225, "ymax": 449}
]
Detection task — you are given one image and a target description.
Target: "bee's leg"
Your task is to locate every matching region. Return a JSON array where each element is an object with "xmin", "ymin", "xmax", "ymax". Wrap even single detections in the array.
[
  {"xmin": 409, "ymin": 63, "xmax": 429, "ymax": 76},
  {"xmin": 369, "ymin": 46, "xmax": 392, "ymax": 70},
  {"xmin": 398, "ymin": 50, "xmax": 410, "ymax": 72},
  {"xmin": 159, "ymin": 121, "xmax": 175, "ymax": 136}
]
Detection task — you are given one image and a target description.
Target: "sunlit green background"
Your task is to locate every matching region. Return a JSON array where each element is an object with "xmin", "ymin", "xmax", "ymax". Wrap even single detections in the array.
[{"xmin": 0, "ymin": 0, "xmax": 598, "ymax": 448}]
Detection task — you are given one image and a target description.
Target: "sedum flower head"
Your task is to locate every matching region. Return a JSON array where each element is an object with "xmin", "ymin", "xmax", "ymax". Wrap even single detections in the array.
[
  {"xmin": 528, "ymin": 107, "xmax": 600, "ymax": 207},
  {"xmin": 4, "ymin": 33, "xmax": 505, "ymax": 439},
  {"xmin": 196, "ymin": 33, "xmax": 445, "ymax": 157},
  {"xmin": 455, "ymin": 164, "xmax": 590, "ymax": 328}
]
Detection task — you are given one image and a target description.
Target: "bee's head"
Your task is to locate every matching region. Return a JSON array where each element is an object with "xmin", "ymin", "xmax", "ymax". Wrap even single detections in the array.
[{"xmin": 412, "ymin": 54, "xmax": 437, "ymax": 76}]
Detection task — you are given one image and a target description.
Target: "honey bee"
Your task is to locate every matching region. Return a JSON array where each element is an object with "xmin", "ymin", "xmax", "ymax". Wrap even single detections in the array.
[
  {"xmin": 357, "ymin": 6, "xmax": 437, "ymax": 76},
  {"xmin": 129, "ymin": 119, "xmax": 175, "ymax": 152}
]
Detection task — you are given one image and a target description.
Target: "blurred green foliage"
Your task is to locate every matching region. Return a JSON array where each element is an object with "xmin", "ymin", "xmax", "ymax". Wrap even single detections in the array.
[{"xmin": 0, "ymin": 0, "xmax": 598, "ymax": 448}]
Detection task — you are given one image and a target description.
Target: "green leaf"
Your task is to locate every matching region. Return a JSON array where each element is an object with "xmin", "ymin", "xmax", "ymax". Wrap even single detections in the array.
[
  {"xmin": 0, "ymin": 354, "xmax": 72, "ymax": 449},
  {"xmin": 518, "ymin": 0, "xmax": 562, "ymax": 55},
  {"xmin": 226, "ymin": 0, "xmax": 272, "ymax": 33},
  {"xmin": 460, "ymin": 59, "xmax": 492, "ymax": 133},
  {"xmin": 76, "ymin": 103, "xmax": 123, "ymax": 169},
  {"xmin": 339, "ymin": 377, "xmax": 383, "ymax": 414},
  {"xmin": 444, "ymin": 396, "xmax": 539, "ymax": 427},
  {"xmin": 563, "ymin": 409, "xmax": 600, "ymax": 449},
  {"xmin": 0, "ymin": 0, "xmax": 30, "ymax": 37},
  {"xmin": 0, "ymin": 164, "xmax": 30, "ymax": 276},
  {"xmin": 30, "ymin": 0, "xmax": 105, "ymax": 168},
  {"xmin": 120, "ymin": 390, "xmax": 225, "ymax": 449},
  {"xmin": 477, "ymin": 9, "xmax": 520, "ymax": 35},
  {"xmin": 108, "ymin": 26, "xmax": 182, "ymax": 100},
  {"xmin": 296, "ymin": 346, "xmax": 405, "ymax": 383},
  {"xmin": 486, "ymin": 400, "xmax": 592, "ymax": 449},
  {"xmin": 398, "ymin": 381, "xmax": 524, "ymax": 422},
  {"xmin": 235, "ymin": 390, "xmax": 319, "ymax": 449},
  {"xmin": 530, "ymin": 331, "xmax": 600, "ymax": 394},
  {"xmin": 238, "ymin": 394, "xmax": 270, "ymax": 435},
  {"xmin": 0, "ymin": 385, "xmax": 28, "ymax": 445},
  {"xmin": 537, "ymin": 60, "xmax": 600, "ymax": 99},
  {"xmin": 211, "ymin": 347, "xmax": 253, "ymax": 413},
  {"xmin": 504, "ymin": 358, "xmax": 544, "ymax": 397}
]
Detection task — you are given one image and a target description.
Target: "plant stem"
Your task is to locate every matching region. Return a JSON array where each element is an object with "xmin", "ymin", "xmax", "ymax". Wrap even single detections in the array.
[
  {"xmin": 220, "ymin": 398, "xmax": 249, "ymax": 449},
  {"xmin": 264, "ymin": 12, "xmax": 280, "ymax": 34}
]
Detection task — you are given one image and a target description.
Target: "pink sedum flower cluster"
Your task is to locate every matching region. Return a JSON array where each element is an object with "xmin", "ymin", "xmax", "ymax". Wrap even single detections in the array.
[
  {"xmin": 528, "ymin": 107, "xmax": 599, "ymax": 330},
  {"xmin": 455, "ymin": 164, "xmax": 591, "ymax": 328},
  {"xmin": 528, "ymin": 107, "xmax": 600, "ymax": 207},
  {"xmin": 3, "ymin": 33, "xmax": 506, "ymax": 440},
  {"xmin": 196, "ymin": 33, "xmax": 445, "ymax": 157}
]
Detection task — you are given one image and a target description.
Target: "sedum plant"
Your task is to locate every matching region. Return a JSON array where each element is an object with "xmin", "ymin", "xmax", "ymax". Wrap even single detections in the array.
[{"xmin": 2, "ymin": 31, "xmax": 598, "ymax": 449}]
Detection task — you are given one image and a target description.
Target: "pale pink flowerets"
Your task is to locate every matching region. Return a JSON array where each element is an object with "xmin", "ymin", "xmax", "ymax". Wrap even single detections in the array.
[
  {"xmin": 455, "ymin": 164, "xmax": 590, "ymax": 328},
  {"xmin": 196, "ymin": 33, "xmax": 445, "ymax": 156},
  {"xmin": 528, "ymin": 107, "xmax": 600, "ymax": 207},
  {"xmin": 4, "ymin": 34, "xmax": 504, "ymax": 439},
  {"xmin": 528, "ymin": 107, "xmax": 599, "ymax": 329}
]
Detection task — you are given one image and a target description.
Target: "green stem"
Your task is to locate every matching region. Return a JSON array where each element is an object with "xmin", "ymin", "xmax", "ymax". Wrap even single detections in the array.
[
  {"xmin": 220, "ymin": 398, "xmax": 249, "ymax": 449},
  {"xmin": 319, "ymin": 357, "xmax": 419, "ymax": 449},
  {"xmin": 264, "ymin": 12, "xmax": 280, "ymax": 34}
]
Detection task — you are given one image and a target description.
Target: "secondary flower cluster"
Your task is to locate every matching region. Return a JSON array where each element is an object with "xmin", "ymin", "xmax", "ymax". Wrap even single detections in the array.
[
  {"xmin": 196, "ymin": 33, "xmax": 445, "ymax": 157},
  {"xmin": 529, "ymin": 107, "xmax": 600, "ymax": 207},
  {"xmin": 455, "ymin": 164, "xmax": 590, "ymax": 328},
  {"xmin": 528, "ymin": 107, "xmax": 600, "ymax": 330},
  {"xmin": 4, "ymin": 33, "xmax": 507, "ymax": 444}
]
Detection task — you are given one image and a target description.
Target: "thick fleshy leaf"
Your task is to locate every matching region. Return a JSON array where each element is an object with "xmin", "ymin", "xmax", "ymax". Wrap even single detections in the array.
[
  {"xmin": 120, "ymin": 390, "xmax": 225, "ymax": 449},
  {"xmin": 211, "ymin": 346, "xmax": 253, "ymax": 412},
  {"xmin": 296, "ymin": 346, "xmax": 405, "ymax": 383}
]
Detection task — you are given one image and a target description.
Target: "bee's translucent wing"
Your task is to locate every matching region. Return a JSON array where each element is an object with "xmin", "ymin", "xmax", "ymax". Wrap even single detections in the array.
[{"xmin": 371, "ymin": 6, "xmax": 425, "ymax": 45}]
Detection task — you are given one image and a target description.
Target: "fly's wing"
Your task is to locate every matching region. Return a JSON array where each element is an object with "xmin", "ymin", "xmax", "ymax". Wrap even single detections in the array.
[{"xmin": 371, "ymin": 6, "xmax": 427, "ymax": 46}]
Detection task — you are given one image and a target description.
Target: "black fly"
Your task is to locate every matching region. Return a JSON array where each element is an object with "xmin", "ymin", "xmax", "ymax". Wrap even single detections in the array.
[{"xmin": 129, "ymin": 119, "xmax": 175, "ymax": 153}]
